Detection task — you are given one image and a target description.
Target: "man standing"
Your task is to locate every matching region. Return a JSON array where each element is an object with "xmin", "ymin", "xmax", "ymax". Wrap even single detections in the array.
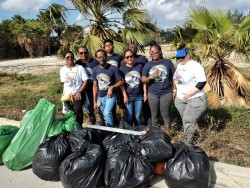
[
  {"xmin": 103, "ymin": 39, "xmax": 125, "ymax": 122},
  {"xmin": 92, "ymin": 49, "xmax": 124, "ymax": 127},
  {"xmin": 75, "ymin": 46, "xmax": 99, "ymax": 124},
  {"xmin": 128, "ymin": 43, "xmax": 148, "ymax": 65}
]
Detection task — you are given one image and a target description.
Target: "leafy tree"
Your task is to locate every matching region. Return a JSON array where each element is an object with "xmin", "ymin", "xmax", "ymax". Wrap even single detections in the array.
[
  {"xmin": 173, "ymin": 4, "xmax": 250, "ymax": 106},
  {"xmin": 0, "ymin": 19, "xmax": 25, "ymax": 59},
  {"xmin": 61, "ymin": 0, "xmax": 158, "ymax": 57},
  {"xmin": 37, "ymin": 3, "xmax": 67, "ymax": 55},
  {"xmin": 11, "ymin": 16, "xmax": 47, "ymax": 58}
]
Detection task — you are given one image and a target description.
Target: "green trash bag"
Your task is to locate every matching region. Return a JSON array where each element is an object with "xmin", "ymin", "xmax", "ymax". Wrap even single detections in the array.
[
  {"xmin": 48, "ymin": 110, "xmax": 81, "ymax": 137},
  {"xmin": 0, "ymin": 125, "xmax": 19, "ymax": 164},
  {"xmin": 2, "ymin": 98, "xmax": 56, "ymax": 171}
]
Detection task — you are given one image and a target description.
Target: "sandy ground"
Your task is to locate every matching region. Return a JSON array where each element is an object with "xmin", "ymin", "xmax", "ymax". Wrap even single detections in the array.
[
  {"xmin": 0, "ymin": 48, "xmax": 249, "ymax": 75},
  {"xmin": 0, "ymin": 56, "xmax": 64, "ymax": 74}
]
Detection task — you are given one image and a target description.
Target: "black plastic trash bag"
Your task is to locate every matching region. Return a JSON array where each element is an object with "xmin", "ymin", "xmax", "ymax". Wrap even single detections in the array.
[
  {"xmin": 104, "ymin": 143, "xmax": 154, "ymax": 188},
  {"xmin": 68, "ymin": 128, "xmax": 107, "ymax": 152},
  {"xmin": 0, "ymin": 125, "xmax": 19, "ymax": 164},
  {"xmin": 105, "ymin": 120, "xmax": 173, "ymax": 162},
  {"xmin": 164, "ymin": 142, "xmax": 211, "ymax": 188},
  {"xmin": 59, "ymin": 144, "xmax": 105, "ymax": 188},
  {"xmin": 32, "ymin": 132, "xmax": 71, "ymax": 181}
]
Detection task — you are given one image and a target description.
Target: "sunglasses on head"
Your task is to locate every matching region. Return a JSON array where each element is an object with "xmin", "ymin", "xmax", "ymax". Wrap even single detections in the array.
[
  {"xmin": 65, "ymin": 56, "xmax": 74, "ymax": 60},
  {"xmin": 79, "ymin": 52, "xmax": 88, "ymax": 55},
  {"xmin": 125, "ymin": 55, "xmax": 134, "ymax": 59}
]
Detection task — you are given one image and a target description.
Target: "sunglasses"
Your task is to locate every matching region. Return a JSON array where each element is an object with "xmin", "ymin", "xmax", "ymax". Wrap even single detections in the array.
[
  {"xmin": 149, "ymin": 51, "xmax": 159, "ymax": 54},
  {"xmin": 79, "ymin": 52, "xmax": 88, "ymax": 55},
  {"xmin": 65, "ymin": 56, "xmax": 74, "ymax": 60},
  {"xmin": 96, "ymin": 56, "xmax": 105, "ymax": 59},
  {"xmin": 125, "ymin": 55, "xmax": 134, "ymax": 59},
  {"xmin": 176, "ymin": 57, "xmax": 185, "ymax": 60}
]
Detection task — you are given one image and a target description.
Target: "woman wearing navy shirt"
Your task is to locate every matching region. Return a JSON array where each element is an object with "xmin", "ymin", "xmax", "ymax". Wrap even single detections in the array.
[
  {"xmin": 120, "ymin": 49, "xmax": 147, "ymax": 126},
  {"xmin": 142, "ymin": 44, "xmax": 175, "ymax": 134}
]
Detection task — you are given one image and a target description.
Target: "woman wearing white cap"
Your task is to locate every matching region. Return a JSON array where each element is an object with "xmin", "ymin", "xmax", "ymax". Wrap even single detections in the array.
[{"xmin": 173, "ymin": 44, "xmax": 207, "ymax": 146}]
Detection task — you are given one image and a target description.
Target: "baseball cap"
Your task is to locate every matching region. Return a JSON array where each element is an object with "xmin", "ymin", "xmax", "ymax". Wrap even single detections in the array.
[{"xmin": 176, "ymin": 49, "xmax": 189, "ymax": 58}]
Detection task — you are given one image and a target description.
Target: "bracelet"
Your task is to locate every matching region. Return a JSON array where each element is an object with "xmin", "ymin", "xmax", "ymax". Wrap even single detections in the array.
[
  {"xmin": 173, "ymin": 90, "xmax": 177, "ymax": 92},
  {"xmin": 149, "ymin": 74, "xmax": 154, "ymax": 79}
]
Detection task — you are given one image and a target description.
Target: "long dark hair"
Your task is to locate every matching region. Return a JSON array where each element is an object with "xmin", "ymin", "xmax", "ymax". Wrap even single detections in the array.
[{"xmin": 150, "ymin": 44, "xmax": 163, "ymax": 59}]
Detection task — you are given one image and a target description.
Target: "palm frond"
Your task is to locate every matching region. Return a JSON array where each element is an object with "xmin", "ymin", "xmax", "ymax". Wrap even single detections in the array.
[{"xmin": 81, "ymin": 35, "xmax": 103, "ymax": 57}]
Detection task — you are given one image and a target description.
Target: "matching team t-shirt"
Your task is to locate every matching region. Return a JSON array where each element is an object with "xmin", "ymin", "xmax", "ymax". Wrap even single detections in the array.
[
  {"xmin": 75, "ymin": 58, "xmax": 99, "ymax": 80},
  {"xmin": 92, "ymin": 64, "xmax": 123, "ymax": 97},
  {"xmin": 106, "ymin": 54, "xmax": 123, "ymax": 68},
  {"xmin": 119, "ymin": 63, "xmax": 144, "ymax": 96},
  {"xmin": 142, "ymin": 59, "xmax": 175, "ymax": 95}
]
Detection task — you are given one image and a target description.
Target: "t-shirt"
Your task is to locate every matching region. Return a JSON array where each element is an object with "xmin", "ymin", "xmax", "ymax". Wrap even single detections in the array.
[
  {"xmin": 142, "ymin": 59, "xmax": 175, "ymax": 95},
  {"xmin": 173, "ymin": 60, "xmax": 206, "ymax": 99},
  {"xmin": 134, "ymin": 54, "xmax": 148, "ymax": 65},
  {"xmin": 92, "ymin": 64, "xmax": 123, "ymax": 97},
  {"xmin": 75, "ymin": 58, "xmax": 99, "ymax": 80},
  {"xmin": 60, "ymin": 64, "xmax": 88, "ymax": 95},
  {"xmin": 106, "ymin": 54, "xmax": 123, "ymax": 68},
  {"xmin": 119, "ymin": 63, "xmax": 143, "ymax": 96}
]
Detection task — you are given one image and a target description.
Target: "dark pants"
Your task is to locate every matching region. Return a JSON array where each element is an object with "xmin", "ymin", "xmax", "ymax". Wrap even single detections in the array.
[
  {"xmin": 85, "ymin": 81, "xmax": 96, "ymax": 124},
  {"xmin": 141, "ymin": 99, "xmax": 152, "ymax": 127},
  {"xmin": 148, "ymin": 92, "xmax": 173, "ymax": 129},
  {"xmin": 112, "ymin": 89, "xmax": 125, "ymax": 125},
  {"xmin": 66, "ymin": 92, "xmax": 85, "ymax": 125}
]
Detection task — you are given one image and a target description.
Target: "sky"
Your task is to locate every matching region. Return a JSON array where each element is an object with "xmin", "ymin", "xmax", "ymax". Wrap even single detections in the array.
[{"xmin": 0, "ymin": 0, "xmax": 249, "ymax": 29}]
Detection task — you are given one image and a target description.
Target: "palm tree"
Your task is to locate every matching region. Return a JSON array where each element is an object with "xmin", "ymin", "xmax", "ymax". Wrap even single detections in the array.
[
  {"xmin": 37, "ymin": 3, "xmax": 67, "ymax": 56},
  {"xmin": 64, "ymin": 0, "xmax": 158, "ymax": 57},
  {"xmin": 173, "ymin": 4, "xmax": 250, "ymax": 106}
]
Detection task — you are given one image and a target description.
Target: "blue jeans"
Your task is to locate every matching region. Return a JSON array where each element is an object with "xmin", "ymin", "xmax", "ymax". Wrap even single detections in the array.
[
  {"xmin": 125, "ymin": 95, "xmax": 143, "ymax": 126},
  {"xmin": 98, "ymin": 94, "xmax": 117, "ymax": 127}
]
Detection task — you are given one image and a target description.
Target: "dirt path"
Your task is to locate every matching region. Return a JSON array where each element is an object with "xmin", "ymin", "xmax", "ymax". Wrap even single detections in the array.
[
  {"xmin": 0, "ymin": 50, "xmax": 249, "ymax": 75},
  {"xmin": 0, "ymin": 56, "xmax": 64, "ymax": 74}
]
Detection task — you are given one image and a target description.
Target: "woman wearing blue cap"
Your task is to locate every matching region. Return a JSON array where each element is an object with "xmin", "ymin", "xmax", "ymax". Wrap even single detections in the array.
[{"xmin": 173, "ymin": 44, "xmax": 207, "ymax": 146}]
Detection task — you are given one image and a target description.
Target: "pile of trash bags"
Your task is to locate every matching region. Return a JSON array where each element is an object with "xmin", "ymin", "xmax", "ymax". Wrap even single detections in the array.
[
  {"xmin": 0, "ymin": 98, "xmax": 211, "ymax": 188},
  {"xmin": 1, "ymin": 98, "xmax": 81, "ymax": 170}
]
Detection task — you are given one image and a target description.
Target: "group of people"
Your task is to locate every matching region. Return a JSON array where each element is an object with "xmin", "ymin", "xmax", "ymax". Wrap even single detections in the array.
[{"xmin": 60, "ymin": 40, "xmax": 207, "ymax": 145}]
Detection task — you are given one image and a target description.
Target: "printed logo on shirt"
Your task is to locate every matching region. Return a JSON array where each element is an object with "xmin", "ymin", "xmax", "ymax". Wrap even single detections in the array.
[
  {"xmin": 65, "ymin": 72, "xmax": 77, "ymax": 87},
  {"xmin": 149, "ymin": 65, "xmax": 167, "ymax": 82},
  {"xmin": 85, "ymin": 67, "xmax": 93, "ymax": 80},
  {"xmin": 96, "ymin": 73, "xmax": 110, "ymax": 90},
  {"xmin": 107, "ymin": 60, "xmax": 118, "ymax": 67},
  {"xmin": 173, "ymin": 69, "xmax": 186, "ymax": 84},
  {"xmin": 125, "ymin": 71, "xmax": 141, "ymax": 88}
]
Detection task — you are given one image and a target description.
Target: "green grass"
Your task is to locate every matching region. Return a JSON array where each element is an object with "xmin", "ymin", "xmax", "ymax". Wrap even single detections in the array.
[
  {"xmin": 0, "ymin": 72, "xmax": 63, "ymax": 120},
  {"xmin": 0, "ymin": 71, "xmax": 250, "ymax": 167}
]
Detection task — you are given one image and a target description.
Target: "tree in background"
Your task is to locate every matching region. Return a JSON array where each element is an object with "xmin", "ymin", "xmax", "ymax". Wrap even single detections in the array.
[
  {"xmin": 64, "ymin": 0, "xmax": 158, "ymax": 57},
  {"xmin": 0, "ymin": 19, "xmax": 25, "ymax": 59},
  {"xmin": 172, "ymin": 4, "xmax": 250, "ymax": 107},
  {"xmin": 37, "ymin": 3, "xmax": 67, "ymax": 56}
]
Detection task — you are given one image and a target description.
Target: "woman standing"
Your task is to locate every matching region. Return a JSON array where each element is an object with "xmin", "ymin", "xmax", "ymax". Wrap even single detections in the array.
[
  {"xmin": 120, "ymin": 49, "xmax": 147, "ymax": 126},
  {"xmin": 60, "ymin": 51, "xmax": 88, "ymax": 125},
  {"xmin": 173, "ymin": 45, "xmax": 207, "ymax": 145},
  {"xmin": 142, "ymin": 45, "xmax": 175, "ymax": 134}
]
